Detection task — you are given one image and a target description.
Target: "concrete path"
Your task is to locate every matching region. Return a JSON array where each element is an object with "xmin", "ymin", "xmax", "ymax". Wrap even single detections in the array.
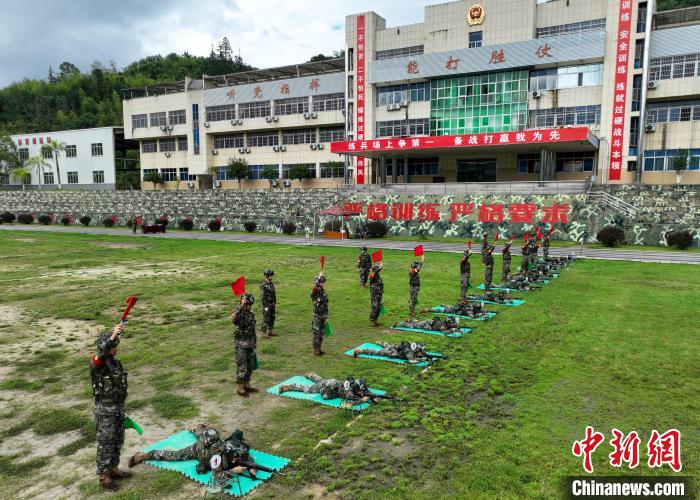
[{"xmin": 2, "ymin": 224, "xmax": 699, "ymax": 265}]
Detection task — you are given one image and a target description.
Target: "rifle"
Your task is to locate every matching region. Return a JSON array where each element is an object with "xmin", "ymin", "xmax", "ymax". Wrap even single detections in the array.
[
  {"xmin": 363, "ymin": 391, "xmax": 403, "ymax": 402},
  {"xmin": 228, "ymin": 458, "xmax": 286, "ymax": 481}
]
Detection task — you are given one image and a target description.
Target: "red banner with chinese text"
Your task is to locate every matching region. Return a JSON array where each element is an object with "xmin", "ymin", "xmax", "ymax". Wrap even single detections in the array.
[
  {"xmin": 608, "ymin": 0, "xmax": 633, "ymax": 181},
  {"xmin": 355, "ymin": 15, "xmax": 366, "ymax": 184}
]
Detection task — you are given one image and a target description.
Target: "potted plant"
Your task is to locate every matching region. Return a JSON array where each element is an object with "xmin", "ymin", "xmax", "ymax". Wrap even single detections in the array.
[{"xmin": 670, "ymin": 149, "xmax": 689, "ymax": 184}]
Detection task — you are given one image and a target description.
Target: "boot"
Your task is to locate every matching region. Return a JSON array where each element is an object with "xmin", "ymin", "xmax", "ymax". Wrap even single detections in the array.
[
  {"xmin": 245, "ymin": 381, "xmax": 259, "ymax": 393},
  {"xmin": 313, "ymin": 348, "xmax": 323, "ymax": 356},
  {"xmin": 99, "ymin": 473, "xmax": 119, "ymax": 491},
  {"xmin": 109, "ymin": 467, "xmax": 132, "ymax": 479},
  {"xmin": 237, "ymin": 383, "xmax": 248, "ymax": 397},
  {"xmin": 267, "ymin": 329, "xmax": 276, "ymax": 337},
  {"xmin": 278, "ymin": 384, "xmax": 294, "ymax": 394},
  {"xmin": 352, "ymin": 349, "xmax": 359, "ymax": 358},
  {"xmin": 129, "ymin": 452, "xmax": 149, "ymax": 468},
  {"xmin": 370, "ymin": 320, "xmax": 379, "ymax": 327}
]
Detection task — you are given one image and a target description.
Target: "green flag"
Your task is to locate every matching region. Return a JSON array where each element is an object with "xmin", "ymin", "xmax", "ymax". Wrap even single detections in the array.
[
  {"xmin": 324, "ymin": 322, "xmax": 333, "ymax": 337},
  {"xmin": 379, "ymin": 303, "xmax": 387, "ymax": 315},
  {"xmin": 415, "ymin": 297, "xmax": 420, "ymax": 305},
  {"xmin": 253, "ymin": 351, "xmax": 259, "ymax": 370},
  {"xmin": 124, "ymin": 416, "xmax": 143, "ymax": 435}
]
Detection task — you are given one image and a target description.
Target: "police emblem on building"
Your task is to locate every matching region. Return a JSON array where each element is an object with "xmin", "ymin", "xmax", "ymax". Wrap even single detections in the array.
[{"xmin": 468, "ymin": 4, "xmax": 485, "ymax": 25}]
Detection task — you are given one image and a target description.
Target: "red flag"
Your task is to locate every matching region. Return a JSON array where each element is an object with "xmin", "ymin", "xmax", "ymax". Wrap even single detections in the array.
[
  {"xmin": 537, "ymin": 231, "xmax": 543, "ymax": 239},
  {"xmin": 523, "ymin": 232, "xmax": 530, "ymax": 242},
  {"xmin": 231, "ymin": 276, "xmax": 245, "ymax": 296},
  {"xmin": 121, "ymin": 296, "xmax": 138, "ymax": 322},
  {"xmin": 371, "ymin": 250, "xmax": 382, "ymax": 262},
  {"xmin": 413, "ymin": 245, "xmax": 424, "ymax": 257},
  {"xmin": 468, "ymin": 241, "xmax": 472, "ymax": 249},
  {"xmin": 510, "ymin": 233, "xmax": 515, "ymax": 241},
  {"xmin": 549, "ymin": 227, "xmax": 555, "ymax": 235},
  {"xmin": 320, "ymin": 256, "xmax": 325, "ymax": 270},
  {"xmin": 494, "ymin": 234, "xmax": 499, "ymax": 242}
]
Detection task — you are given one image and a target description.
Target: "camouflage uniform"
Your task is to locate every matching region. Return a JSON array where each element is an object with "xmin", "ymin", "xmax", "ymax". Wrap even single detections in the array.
[
  {"xmin": 311, "ymin": 279, "xmax": 328, "ymax": 350},
  {"xmin": 408, "ymin": 261, "xmax": 422, "ymax": 315},
  {"xmin": 542, "ymin": 235, "xmax": 551, "ymax": 259},
  {"xmin": 282, "ymin": 373, "xmax": 358, "ymax": 400},
  {"xmin": 91, "ymin": 332, "xmax": 128, "ymax": 476},
  {"xmin": 480, "ymin": 235, "xmax": 488, "ymax": 264},
  {"xmin": 501, "ymin": 243, "xmax": 512, "ymax": 282},
  {"xmin": 355, "ymin": 341, "xmax": 430, "ymax": 363},
  {"xmin": 357, "ymin": 249, "xmax": 372, "ymax": 287},
  {"xmin": 395, "ymin": 317, "xmax": 461, "ymax": 334},
  {"xmin": 369, "ymin": 266, "xmax": 384, "ymax": 322},
  {"xmin": 459, "ymin": 250, "xmax": 472, "ymax": 300},
  {"xmin": 232, "ymin": 302, "xmax": 256, "ymax": 385},
  {"xmin": 439, "ymin": 301, "xmax": 488, "ymax": 319},
  {"xmin": 520, "ymin": 243, "xmax": 530, "ymax": 273},
  {"xmin": 483, "ymin": 246, "xmax": 494, "ymax": 291},
  {"xmin": 259, "ymin": 278, "xmax": 276, "ymax": 335}
]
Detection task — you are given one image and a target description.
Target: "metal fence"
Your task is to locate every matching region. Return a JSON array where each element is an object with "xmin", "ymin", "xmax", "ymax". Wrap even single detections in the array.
[{"xmin": 341, "ymin": 180, "xmax": 590, "ymax": 196}]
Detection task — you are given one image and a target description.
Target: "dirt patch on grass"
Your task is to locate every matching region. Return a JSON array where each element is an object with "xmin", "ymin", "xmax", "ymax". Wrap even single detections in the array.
[
  {"xmin": 91, "ymin": 242, "xmax": 148, "ymax": 249},
  {"xmin": 181, "ymin": 301, "xmax": 223, "ymax": 312},
  {"xmin": 1, "ymin": 429, "xmax": 83, "ymax": 458},
  {"xmin": 11, "ymin": 237, "xmax": 38, "ymax": 243},
  {"xmin": 345, "ymin": 428, "xmax": 419, "ymax": 460},
  {"xmin": 0, "ymin": 304, "xmax": 24, "ymax": 323}
]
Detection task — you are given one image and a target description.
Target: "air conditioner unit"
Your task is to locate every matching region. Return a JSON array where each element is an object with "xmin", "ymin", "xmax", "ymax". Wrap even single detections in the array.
[
  {"xmin": 303, "ymin": 112, "xmax": 311, "ymax": 119},
  {"xmin": 310, "ymin": 112, "xmax": 318, "ymax": 118},
  {"xmin": 160, "ymin": 125, "xmax": 167, "ymax": 131},
  {"xmin": 310, "ymin": 144, "xmax": 317, "ymax": 150},
  {"xmin": 214, "ymin": 180, "xmax": 221, "ymax": 188},
  {"xmin": 167, "ymin": 124, "xmax": 173, "ymax": 130},
  {"xmin": 265, "ymin": 116, "xmax": 272, "ymax": 123},
  {"xmin": 230, "ymin": 119, "xmax": 237, "ymax": 125},
  {"xmin": 648, "ymin": 81, "xmax": 658, "ymax": 90},
  {"xmin": 187, "ymin": 181, "xmax": 195, "ymax": 188},
  {"xmin": 400, "ymin": 100, "xmax": 409, "ymax": 107},
  {"xmin": 280, "ymin": 145, "xmax": 287, "ymax": 152},
  {"xmin": 204, "ymin": 122, "xmax": 210, "ymax": 128},
  {"xmin": 164, "ymin": 152, "xmax": 171, "ymax": 157},
  {"xmin": 211, "ymin": 149, "xmax": 219, "ymax": 155},
  {"xmin": 532, "ymin": 90, "xmax": 542, "ymax": 98},
  {"xmin": 272, "ymin": 116, "xmax": 279, "ymax": 122},
  {"xmin": 387, "ymin": 103, "xmax": 401, "ymax": 111},
  {"xmin": 244, "ymin": 147, "xmax": 251, "ymax": 153},
  {"xmin": 271, "ymin": 179, "xmax": 279, "ymax": 187},
  {"xmin": 645, "ymin": 124, "xmax": 656, "ymax": 132},
  {"xmin": 317, "ymin": 143, "xmax": 324, "ymax": 150},
  {"xmin": 282, "ymin": 179, "xmax": 291, "ymax": 187},
  {"xmin": 236, "ymin": 119, "xmax": 243, "ymax": 125},
  {"xmin": 238, "ymin": 147, "xmax": 245, "ymax": 153},
  {"xmin": 273, "ymin": 145, "xmax": 280, "ymax": 152}
]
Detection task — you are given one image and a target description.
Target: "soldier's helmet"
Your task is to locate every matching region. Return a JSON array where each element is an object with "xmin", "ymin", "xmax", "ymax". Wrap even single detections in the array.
[
  {"xmin": 242, "ymin": 293, "xmax": 255, "ymax": 305},
  {"xmin": 361, "ymin": 246, "xmax": 367, "ymax": 252},
  {"xmin": 371, "ymin": 264, "xmax": 382, "ymax": 273},
  {"xmin": 398, "ymin": 340, "xmax": 411, "ymax": 351},
  {"xmin": 315, "ymin": 275, "xmax": 326, "ymax": 286},
  {"xmin": 355, "ymin": 378, "xmax": 368, "ymax": 392},
  {"xmin": 264, "ymin": 269, "xmax": 274, "ymax": 277},
  {"xmin": 96, "ymin": 331, "xmax": 119, "ymax": 356},
  {"xmin": 411, "ymin": 261, "xmax": 420, "ymax": 269}
]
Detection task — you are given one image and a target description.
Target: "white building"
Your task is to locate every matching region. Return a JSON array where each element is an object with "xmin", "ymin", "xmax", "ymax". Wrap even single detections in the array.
[{"xmin": 6, "ymin": 126, "xmax": 131, "ymax": 190}]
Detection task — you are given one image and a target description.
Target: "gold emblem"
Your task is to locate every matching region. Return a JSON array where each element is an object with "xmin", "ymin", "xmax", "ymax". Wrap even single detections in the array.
[{"xmin": 468, "ymin": 4, "xmax": 485, "ymax": 26}]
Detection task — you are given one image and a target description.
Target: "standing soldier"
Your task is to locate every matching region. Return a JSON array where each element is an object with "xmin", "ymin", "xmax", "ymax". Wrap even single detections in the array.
[
  {"xmin": 530, "ymin": 234, "xmax": 540, "ymax": 265},
  {"xmin": 232, "ymin": 293, "xmax": 257, "ymax": 398},
  {"xmin": 408, "ymin": 256, "xmax": 425, "ymax": 317},
  {"xmin": 91, "ymin": 324, "xmax": 131, "ymax": 491},
  {"xmin": 481, "ymin": 234, "xmax": 489, "ymax": 264},
  {"xmin": 369, "ymin": 263, "xmax": 384, "ymax": 327},
  {"xmin": 483, "ymin": 244, "xmax": 495, "ymax": 291},
  {"xmin": 357, "ymin": 246, "xmax": 372, "ymax": 287},
  {"xmin": 520, "ymin": 235, "xmax": 530, "ymax": 273},
  {"xmin": 502, "ymin": 239, "xmax": 512, "ymax": 283},
  {"xmin": 259, "ymin": 270, "xmax": 276, "ymax": 338},
  {"xmin": 542, "ymin": 230, "xmax": 552, "ymax": 260},
  {"xmin": 460, "ymin": 243, "xmax": 472, "ymax": 301},
  {"xmin": 310, "ymin": 273, "xmax": 328, "ymax": 356}
]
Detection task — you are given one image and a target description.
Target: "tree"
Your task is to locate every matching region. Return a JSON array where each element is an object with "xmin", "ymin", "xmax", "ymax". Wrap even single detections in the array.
[
  {"xmin": 43, "ymin": 139, "xmax": 66, "ymax": 188},
  {"xmin": 0, "ymin": 135, "xmax": 20, "ymax": 175},
  {"xmin": 218, "ymin": 37, "xmax": 233, "ymax": 61},
  {"xmin": 308, "ymin": 50, "xmax": 345, "ymax": 62},
  {"xmin": 261, "ymin": 166, "xmax": 279, "ymax": 189},
  {"xmin": 226, "ymin": 157, "xmax": 250, "ymax": 189},
  {"xmin": 289, "ymin": 164, "xmax": 312, "ymax": 186},
  {"xmin": 11, "ymin": 166, "xmax": 31, "ymax": 190},
  {"xmin": 322, "ymin": 161, "xmax": 344, "ymax": 180},
  {"xmin": 58, "ymin": 61, "xmax": 80, "ymax": 79},
  {"xmin": 144, "ymin": 171, "xmax": 163, "ymax": 190},
  {"xmin": 670, "ymin": 149, "xmax": 689, "ymax": 184},
  {"xmin": 25, "ymin": 156, "xmax": 49, "ymax": 189}
]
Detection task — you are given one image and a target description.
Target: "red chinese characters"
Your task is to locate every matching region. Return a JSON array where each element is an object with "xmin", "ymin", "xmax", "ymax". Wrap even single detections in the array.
[
  {"xmin": 343, "ymin": 202, "xmax": 364, "ymax": 214},
  {"xmin": 647, "ymin": 429, "xmax": 682, "ymax": 472},
  {"xmin": 609, "ymin": 429, "xmax": 641, "ymax": 469},
  {"xmin": 391, "ymin": 203, "xmax": 414, "ymax": 221},
  {"xmin": 542, "ymin": 204, "xmax": 570, "ymax": 223},
  {"xmin": 366, "ymin": 203, "xmax": 388, "ymax": 220},
  {"xmin": 309, "ymin": 78, "xmax": 320, "ymax": 91},
  {"xmin": 572, "ymin": 426, "xmax": 606, "ymax": 473},
  {"xmin": 507, "ymin": 204, "xmax": 537, "ymax": 223},
  {"xmin": 253, "ymin": 86, "xmax": 263, "ymax": 99},
  {"xmin": 417, "ymin": 203, "xmax": 441, "ymax": 221},
  {"xmin": 445, "ymin": 56, "xmax": 460, "ymax": 70},
  {"xmin": 535, "ymin": 43, "xmax": 553, "ymax": 59},
  {"xmin": 226, "ymin": 89, "xmax": 236, "ymax": 100},
  {"xmin": 355, "ymin": 15, "xmax": 366, "ymax": 184},
  {"xmin": 407, "ymin": 60, "xmax": 419, "ymax": 74},
  {"xmin": 478, "ymin": 204, "xmax": 504, "ymax": 223},
  {"xmin": 489, "ymin": 49, "xmax": 505, "ymax": 64},
  {"xmin": 280, "ymin": 83, "xmax": 290, "ymax": 95},
  {"xmin": 448, "ymin": 203, "xmax": 475, "ymax": 221}
]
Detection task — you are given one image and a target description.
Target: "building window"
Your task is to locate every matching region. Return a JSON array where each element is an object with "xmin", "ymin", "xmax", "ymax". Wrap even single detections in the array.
[
  {"xmin": 319, "ymin": 127, "xmax": 345, "ymax": 143},
  {"xmin": 214, "ymin": 134, "xmax": 245, "ymax": 149},
  {"xmin": 469, "ymin": 31, "xmax": 482, "ymax": 48},
  {"xmin": 529, "ymin": 68, "xmax": 558, "ymax": 91},
  {"xmin": 408, "ymin": 158, "xmax": 438, "ymax": 176},
  {"xmin": 312, "ymin": 93, "xmax": 345, "ymax": 112},
  {"xmin": 377, "ymin": 82, "xmax": 430, "ymax": 106},
  {"xmin": 42, "ymin": 147, "xmax": 52, "ymax": 159},
  {"xmin": 536, "ymin": 18, "xmax": 606, "ymax": 38},
  {"xmin": 644, "ymin": 149, "xmax": 700, "ymax": 171},
  {"xmin": 320, "ymin": 162, "xmax": 344, "ymax": 178},
  {"xmin": 627, "ymin": 161, "xmax": 637, "ymax": 172},
  {"xmin": 159, "ymin": 139, "xmax": 176, "ymax": 152},
  {"xmin": 91, "ymin": 143, "xmax": 103, "ymax": 156},
  {"xmin": 629, "ymin": 116, "xmax": 640, "ymax": 156},
  {"xmin": 431, "ymin": 70, "xmax": 528, "ymax": 135},
  {"xmin": 168, "ymin": 109, "xmax": 186, "ymax": 125},
  {"xmin": 528, "ymin": 105, "xmax": 601, "ymax": 128},
  {"xmin": 177, "ymin": 136, "xmax": 188, "ymax": 151},
  {"xmin": 376, "ymin": 45, "xmax": 424, "ymax": 61},
  {"xmin": 376, "ymin": 119, "xmax": 430, "ymax": 137},
  {"xmin": 141, "ymin": 140, "xmax": 157, "ymax": 153},
  {"xmin": 239, "ymin": 101, "xmax": 271, "ymax": 119},
  {"xmin": 205, "ymin": 104, "xmax": 236, "ymax": 122},
  {"xmin": 179, "ymin": 168, "xmax": 190, "ymax": 181},
  {"xmin": 67, "ymin": 171, "xmax": 79, "ymax": 183},
  {"xmin": 160, "ymin": 168, "xmax": 177, "ymax": 181},
  {"xmin": 637, "ymin": 1, "xmax": 647, "ymax": 33},
  {"xmin": 632, "ymin": 75, "xmax": 642, "ymax": 112},
  {"xmin": 192, "ymin": 103, "xmax": 200, "ymax": 156},
  {"xmin": 18, "ymin": 148, "xmax": 29, "ymax": 161},
  {"xmin": 247, "ymin": 131, "xmax": 278, "ymax": 147},
  {"xmin": 282, "ymin": 128, "xmax": 315, "ymax": 145},
  {"xmin": 517, "ymin": 153, "xmax": 540, "ymax": 174},
  {"xmin": 150, "ymin": 112, "xmax": 166, "ymax": 127},
  {"xmin": 132, "ymin": 114, "xmax": 147, "ymax": 128},
  {"xmin": 649, "ymin": 53, "xmax": 700, "ymax": 82},
  {"xmin": 555, "ymin": 152, "xmax": 595, "ymax": 172},
  {"xmin": 647, "ymin": 100, "xmax": 700, "ymax": 124},
  {"xmin": 43, "ymin": 171, "xmax": 55, "ymax": 184},
  {"xmin": 282, "ymin": 163, "xmax": 316, "ymax": 179},
  {"xmin": 142, "ymin": 168, "xmax": 157, "ymax": 180},
  {"xmin": 634, "ymin": 40, "xmax": 645, "ymax": 70},
  {"xmin": 66, "ymin": 145, "xmax": 77, "ymax": 157},
  {"xmin": 93, "ymin": 170, "xmax": 105, "ymax": 183},
  {"xmin": 556, "ymin": 64, "xmax": 603, "ymax": 89},
  {"xmin": 385, "ymin": 158, "xmax": 405, "ymax": 178},
  {"xmin": 274, "ymin": 97, "xmax": 308, "ymax": 116}
]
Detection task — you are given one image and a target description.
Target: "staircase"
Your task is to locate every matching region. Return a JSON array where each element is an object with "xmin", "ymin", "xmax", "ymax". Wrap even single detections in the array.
[{"xmin": 587, "ymin": 191, "xmax": 638, "ymax": 218}]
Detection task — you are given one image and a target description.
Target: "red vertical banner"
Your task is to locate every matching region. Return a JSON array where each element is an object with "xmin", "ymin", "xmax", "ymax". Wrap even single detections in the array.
[
  {"xmin": 608, "ymin": 0, "xmax": 633, "ymax": 181},
  {"xmin": 355, "ymin": 15, "xmax": 366, "ymax": 184}
]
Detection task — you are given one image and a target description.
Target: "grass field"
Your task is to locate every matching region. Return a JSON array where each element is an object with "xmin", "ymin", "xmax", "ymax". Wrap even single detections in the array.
[{"xmin": 0, "ymin": 231, "xmax": 697, "ymax": 499}]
